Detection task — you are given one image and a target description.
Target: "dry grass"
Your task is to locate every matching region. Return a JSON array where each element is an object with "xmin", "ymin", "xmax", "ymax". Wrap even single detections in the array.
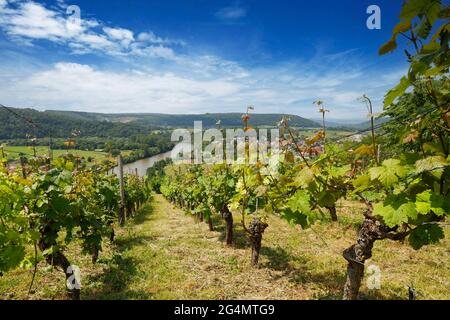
[{"xmin": 0, "ymin": 196, "xmax": 448, "ymax": 300}]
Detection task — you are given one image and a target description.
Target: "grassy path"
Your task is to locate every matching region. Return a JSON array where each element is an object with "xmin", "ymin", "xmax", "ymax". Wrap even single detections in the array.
[
  {"xmin": 85, "ymin": 195, "xmax": 312, "ymax": 299},
  {"xmin": 1, "ymin": 195, "xmax": 449, "ymax": 300}
]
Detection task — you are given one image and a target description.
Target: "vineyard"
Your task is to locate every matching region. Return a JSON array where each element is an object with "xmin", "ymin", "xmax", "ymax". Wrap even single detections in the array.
[
  {"xmin": 0, "ymin": 0, "xmax": 449, "ymax": 301},
  {"xmin": 157, "ymin": 2, "xmax": 449, "ymax": 300},
  {"xmin": 0, "ymin": 154, "xmax": 150, "ymax": 299}
]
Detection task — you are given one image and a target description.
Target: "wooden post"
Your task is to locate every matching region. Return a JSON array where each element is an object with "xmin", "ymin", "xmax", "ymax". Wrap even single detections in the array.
[
  {"xmin": 1, "ymin": 146, "xmax": 6, "ymax": 168},
  {"xmin": 135, "ymin": 168, "xmax": 138, "ymax": 177},
  {"xmin": 48, "ymin": 135, "xmax": 53, "ymax": 165},
  {"xmin": 20, "ymin": 156, "xmax": 27, "ymax": 178},
  {"xmin": 118, "ymin": 155, "xmax": 125, "ymax": 226},
  {"xmin": 377, "ymin": 144, "xmax": 381, "ymax": 165}
]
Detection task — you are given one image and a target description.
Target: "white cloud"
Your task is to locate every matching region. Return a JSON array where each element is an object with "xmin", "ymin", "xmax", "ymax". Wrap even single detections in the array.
[
  {"xmin": 0, "ymin": 62, "xmax": 242, "ymax": 113},
  {"xmin": 0, "ymin": 59, "xmax": 403, "ymax": 119},
  {"xmin": 0, "ymin": 1, "xmax": 178, "ymax": 59},
  {"xmin": 0, "ymin": 1, "xmax": 407, "ymax": 119},
  {"xmin": 137, "ymin": 31, "xmax": 185, "ymax": 46},
  {"xmin": 216, "ymin": 5, "xmax": 247, "ymax": 20},
  {"xmin": 103, "ymin": 27, "xmax": 134, "ymax": 47}
]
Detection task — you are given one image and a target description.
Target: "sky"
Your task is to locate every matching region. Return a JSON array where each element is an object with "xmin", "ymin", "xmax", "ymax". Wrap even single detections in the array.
[{"xmin": 0, "ymin": 0, "xmax": 410, "ymax": 120}]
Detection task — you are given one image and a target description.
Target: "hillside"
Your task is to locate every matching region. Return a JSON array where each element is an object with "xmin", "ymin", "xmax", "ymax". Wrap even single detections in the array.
[
  {"xmin": 0, "ymin": 107, "xmax": 320, "ymax": 139},
  {"xmin": 1, "ymin": 195, "xmax": 448, "ymax": 300},
  {"xmin": 45, "ymin": 110, "xmax": 319, "ymax": 128},
  {"xmin": 0, "ymin": 107, "xmax": 152, "ymax": 139},
  {"xmin": 124, "ymin": 113, "xmax": 319, "ymax": 128}
]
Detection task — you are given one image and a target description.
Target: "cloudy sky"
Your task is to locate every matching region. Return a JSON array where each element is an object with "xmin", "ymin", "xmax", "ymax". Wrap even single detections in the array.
[{"xmin": 0, "ymin": 0, "xmax": 408, "ymax": 120}]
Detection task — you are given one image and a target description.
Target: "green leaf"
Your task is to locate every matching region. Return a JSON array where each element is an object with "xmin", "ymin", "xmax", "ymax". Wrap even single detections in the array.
[
  {"xmin": 1, "ymin": 245, "xmax": 26, "ymax": 272},
  {"xmin": 294, "ymin": 167, "xmax": 315, "ymax": 188},
  {"xmin": 414, "ymin": 17, "xmax": 432, "ymax": 39},
  {"xmin": 317, "ymin": 191, "xmax": 337, "ymax": 208},
  {"xmin": 374, "ymin": 194, "xmax": 417, "ymax": 227},
  {"xmin": 353, "ymin": 174, "xmax": 370, "ymax": 187},
  {"xmin": 280, "ymin": 208, "xmax": 309, "ymax": 229},
  {"xmin": 425, "ymin": 1, "xmax": 442, "ymax": 25},
  {"xmin": 422, "ymin": 142, "xmax": 446, "ymax": 156},
  {"xmin": 415, "ymin": 190, "xmax": 450, "ymax": 217},
  {"xmin": 408, "ymin": 60, "xmax": 429, "ymax": 82},
  {"xmin": 384, "ymin": 77, "xmax": 410, "ymax": 107},
  {"xmin": 399, "ymin": 0, "xmax": 428, "ymax": 21},
  {"xmin": 369, "ymin": 159, "xmax": 407, "ymax": 187},
  {"xmin": 287, "ymin": 190, "xmax": 311, "ymax": 214},
  {"xmin": 409, "ymin": 224, "xmax": 444, "ymax": 250},
  {"xmin": 424, "ymin": 65, "xmax": 449, "ymax": 77}
]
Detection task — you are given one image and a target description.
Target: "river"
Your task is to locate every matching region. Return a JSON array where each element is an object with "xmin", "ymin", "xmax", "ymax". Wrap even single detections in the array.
[{"xmin": 112, "ymin": 143, "xmax": 189, "ymax": 177}]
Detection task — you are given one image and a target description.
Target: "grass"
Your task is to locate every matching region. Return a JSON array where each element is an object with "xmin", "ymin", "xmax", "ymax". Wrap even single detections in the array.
[
  {"xmin": 0, "ymin": 196, "xmax": 448, "ymax": 300},
  {"xmin": 2, "ymin": 146, "xmax": 110, "ymax": 161}
]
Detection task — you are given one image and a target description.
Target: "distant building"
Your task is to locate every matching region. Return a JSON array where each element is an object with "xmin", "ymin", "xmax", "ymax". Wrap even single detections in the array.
[{"xmin": 346, "ymin": 134, "xmax": 364, "ymax": 142}]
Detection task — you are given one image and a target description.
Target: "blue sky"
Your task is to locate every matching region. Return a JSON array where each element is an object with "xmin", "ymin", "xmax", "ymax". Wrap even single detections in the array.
[{"xmin": 0, "ymin": 0, "xmax": 409, "ymax": 120}]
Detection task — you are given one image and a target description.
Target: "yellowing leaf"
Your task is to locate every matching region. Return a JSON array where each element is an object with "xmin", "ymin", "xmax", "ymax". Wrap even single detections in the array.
[
  {"xmin": 379, "ymin": 37, "xmax": 397, "ymax": 56},
  {"xmin": 393, "ymin": 20, "xmax": 411, "ymax": 34},
  {"xmin": 354, "ymin": 144, "xmax": 374, "ymax": 156},
  {"xmin": 403, "ymin": 130, "xmax": 419, "ymax": 143},
  {"xmin": 415, "ymin": 156, "xmax": 447, "ymax": 176}
]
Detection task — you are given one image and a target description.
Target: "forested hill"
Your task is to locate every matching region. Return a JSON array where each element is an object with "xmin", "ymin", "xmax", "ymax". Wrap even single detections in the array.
[
  {"xmin": 44, "ymin": 111, "xmax": 320, "ymax": 128},
  {"xmin": 121, "ymin": 113, "xmax": 319, "ymax": 128},
  {"xmin": 0, "ymin": 107, "xmax": 320, "ymax": 139},
  {"xmin": 0, "ymin": 107, "xmax": 152, "ymax": 139}
]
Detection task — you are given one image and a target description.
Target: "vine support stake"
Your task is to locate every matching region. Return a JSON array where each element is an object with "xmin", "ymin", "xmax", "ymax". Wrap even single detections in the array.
[
  {"xmin": 118, "ymin": 155, "xmax": 126, "ymax": 226},
  {"xmin": 20, "ymin": 156, "xmax": 27, "ymax": 178}
]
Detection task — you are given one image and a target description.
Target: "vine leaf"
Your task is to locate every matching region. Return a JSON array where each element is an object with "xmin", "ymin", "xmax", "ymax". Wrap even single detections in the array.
[
  {"xmin": 280, "ymin": 208, "xmax": 308, "ymax": 229},
  {"xmin": 287, "ymin": 190, "xmax": 311, "ymax": 214},
  {"xmin": 409, "ymin": 224, "xmax": 445, "ymax": 250},
  {"xmin": 415, "ymin": 156, "xmax": 447, "ymax": 175},
  {"xmin": 415, "ymin": 190, "xmax": 450, "ymax": 217},
  {"xmin": 384, "ymin": 77, "xmax": 410, "ymax": 107},
  {"xmin": 374, "ymin": 194, "xmax": 417, "ymax": 228},
  {"xmin": 369, "ymin": 159, "xmax": 407, "ymax": 187}
]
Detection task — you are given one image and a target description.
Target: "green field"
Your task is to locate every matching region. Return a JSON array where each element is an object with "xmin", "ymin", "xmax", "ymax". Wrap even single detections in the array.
[{"xmin": 2, "ymin": 146, "xmax": 110, "ymax": 161}]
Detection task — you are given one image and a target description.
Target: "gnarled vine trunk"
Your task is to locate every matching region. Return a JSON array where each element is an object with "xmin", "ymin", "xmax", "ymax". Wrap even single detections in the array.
[
  {"xmin": 221, "ymin": 205, "xmax": 233, "ymax": 245},
  {"xmin": 91, "ymin": 248, "xmax": 99, "ymax": 264},
  {"xmin": 39, "ymin": 232, "xmax": 80, "ymax": 300},
  {"xmin": 248, "ymin": 217, "xmax": 268, "ymax": 267},
  {"xmin": 342, "ymin": 205, "xmax": 391, "ymax": 300},
  {"xmin": 208, "ymin": 217, "xmax": 214, "ymax": 231},
  {"xmin": 326, "ymin": 206, "xmax": 338, "ymax": 221}
]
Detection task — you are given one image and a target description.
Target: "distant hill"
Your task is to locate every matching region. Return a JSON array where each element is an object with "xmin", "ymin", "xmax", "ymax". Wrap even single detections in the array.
[
  {"xmin": 115, "ymin": 113, "xmax": 319, "ymax": 128},
  {"xmin": 0, "ymin": 107, "xmax": 320, "ymax": 139},
  {"xmin": 44, "ymin": 111, "xmax": 319, "ymax": 128},
  {"xmin": 345, "ymin": 117, "xmax": 390, "ymax": 130},
  {"xmin": 0, "ymin": 107, "xmax": 151, "ymax": 139}
]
